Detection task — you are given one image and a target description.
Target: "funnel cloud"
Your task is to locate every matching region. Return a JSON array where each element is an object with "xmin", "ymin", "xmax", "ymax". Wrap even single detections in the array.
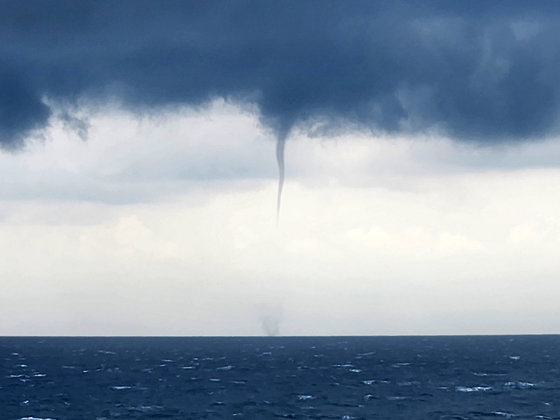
[{"xmin": 275, "ymin": 132, "xmax": 288, "ymax": 224}]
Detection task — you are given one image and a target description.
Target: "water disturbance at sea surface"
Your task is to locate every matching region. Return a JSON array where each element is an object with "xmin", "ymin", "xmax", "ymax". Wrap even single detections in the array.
[{"xmin": 1, "ymin": 336, "xmax": 559, "ymax": 419}]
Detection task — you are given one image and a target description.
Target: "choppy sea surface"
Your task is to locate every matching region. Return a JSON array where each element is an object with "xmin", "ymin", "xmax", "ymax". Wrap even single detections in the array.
[{"xmin": 1, "ymin": 336, "xmax": 559, "ymax": 419}]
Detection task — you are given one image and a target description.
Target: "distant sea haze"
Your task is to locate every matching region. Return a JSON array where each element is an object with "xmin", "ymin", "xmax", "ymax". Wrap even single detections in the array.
[{"xmin": 2, "ymin": 336, "xmax": 558, "ymax": 419}]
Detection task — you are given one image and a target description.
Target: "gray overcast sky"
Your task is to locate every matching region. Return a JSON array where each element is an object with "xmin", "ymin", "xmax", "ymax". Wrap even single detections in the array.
[{"xmin": 2, "ymin": 2, "xmax": 560, "ymax": 335}]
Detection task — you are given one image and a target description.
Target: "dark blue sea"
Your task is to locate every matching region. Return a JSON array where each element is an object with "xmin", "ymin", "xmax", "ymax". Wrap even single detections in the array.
[{"xmin": 1, "ymin": 336, "xmax": 559, "ymax": 419}]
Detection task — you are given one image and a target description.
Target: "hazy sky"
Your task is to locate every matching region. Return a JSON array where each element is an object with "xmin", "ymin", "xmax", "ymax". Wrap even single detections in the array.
[{"xmin": 2, "ymin": 1, "xmax": 560, "ymax": 335}]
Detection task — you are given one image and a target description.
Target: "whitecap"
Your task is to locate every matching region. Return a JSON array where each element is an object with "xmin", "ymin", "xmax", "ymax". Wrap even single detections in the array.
[
  {"xmin": 349, "ymin": 369, "xmax": 361, "ymax": 373},
  {"xmin": 504, "ymin": 381, "xmax": 535, "ymax": 389},
  {"xmin": 297, "ymin": 395, "xmax": 313, "ymax": 401},
  {"xmin": 492, "ymin": 411, "xmax": 516, "ymax": 418},
  {"xmin": 19, "ymin": 418, "xmax": 57, "ymax": 420},
  {"xmin": 128, "ymin": 405, "xmax": 164, "ymax": 413},
  {"xmin": 472, "ymin": 372, "xmax": 506, "ymax": 377},
  {"xmin": 397, "ymin": 381, "xmax": 418, "ymax": 386},
  {"xmin": 455, "ymin": 386, "xmax": 492, "ymax": 392},
  {"xmin": 391, "ymin": 362, "xmax": 410, "ymax": 368},
  {"xmin": 110, "ymin": 386, "xmax": 132, "ymax": 390},
  {"xmin": 365, "ymin": 379, "xmax": 390, "ymax": 384},
  {"xmin": 209, "ymin": 378, "xmax": 221, "ymax": 382}
]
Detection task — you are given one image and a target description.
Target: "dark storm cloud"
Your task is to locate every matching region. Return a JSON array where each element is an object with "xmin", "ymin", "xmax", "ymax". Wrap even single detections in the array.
[{"xmin": 2, "ymin": 0, "xmax": 560, "ymax": 147}]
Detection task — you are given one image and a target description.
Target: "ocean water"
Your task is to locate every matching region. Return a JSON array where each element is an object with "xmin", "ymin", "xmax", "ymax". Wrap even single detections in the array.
[{"xmin": 1, "ymin": 336, "xmax": 559, "ymax": 419}]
